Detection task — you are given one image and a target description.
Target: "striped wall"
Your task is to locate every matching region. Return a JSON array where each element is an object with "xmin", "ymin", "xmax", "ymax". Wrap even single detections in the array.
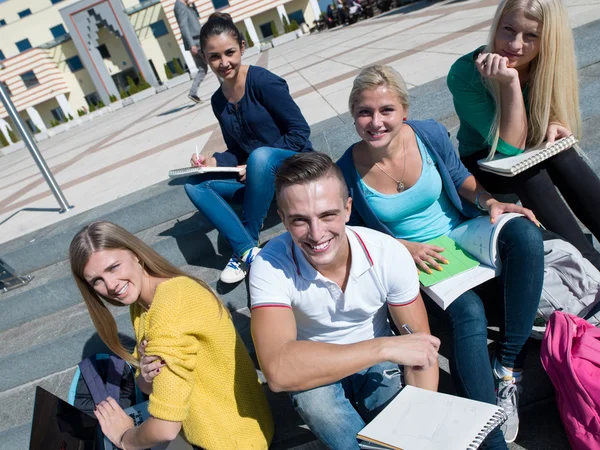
[
  {"xmin": 161, "ymin": 0, "xmax": 294, "ymax": 46},
  {"xmin": 0, "ymin": 48, "xmax": 69, "ymax": 118}
]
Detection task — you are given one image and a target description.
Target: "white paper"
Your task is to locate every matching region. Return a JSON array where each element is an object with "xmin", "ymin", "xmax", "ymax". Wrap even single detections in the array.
[{"xmin": 358, "ymin": 386, "xmax": 504, "ymax": 450}]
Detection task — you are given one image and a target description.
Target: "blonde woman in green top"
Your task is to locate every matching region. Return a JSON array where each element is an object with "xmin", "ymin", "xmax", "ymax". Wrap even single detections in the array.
[{"xmin": 447, "ymin": 0, "xmax": 600, "ymax": 270}]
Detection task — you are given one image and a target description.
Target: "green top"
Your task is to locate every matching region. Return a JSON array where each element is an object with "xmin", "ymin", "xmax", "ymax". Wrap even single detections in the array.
[{"xmin": 447, "ymin": 48, "xmax": 528, "ymax": 157}]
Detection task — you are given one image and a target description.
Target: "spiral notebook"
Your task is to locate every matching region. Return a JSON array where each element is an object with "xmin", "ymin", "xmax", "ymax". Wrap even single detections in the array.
[
  {"xmin": 168, "ymin": 166, "xmax": 242, "ymax": 178},
  {"xmin": 477, "ymin": 135, "xmax": 578, "ymax": 177},
  {"xmin": 357, "ymin": 386, "xmax": 508, "ymax": 450}
]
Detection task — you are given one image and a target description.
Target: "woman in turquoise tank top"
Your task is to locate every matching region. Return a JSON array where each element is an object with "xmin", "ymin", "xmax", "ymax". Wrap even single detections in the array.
[{"xmin": 337, "ymin": 65, "xmax": 545, "ymax": 450}]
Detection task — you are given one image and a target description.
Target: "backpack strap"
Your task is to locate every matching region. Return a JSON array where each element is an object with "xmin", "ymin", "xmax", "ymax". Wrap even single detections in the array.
[
  {"xmin": 106, "ymin": 355, "xmax": 125, "ymax": 402},
  {"xmin": 79, "ymin": 358, "xmax": 109, "ymax": 406},
  {"xmin": 584, "ymin": 301, "xmax": 600, "ymax": 321},
  {"xmin": 78, "ymin": 355, "xmax": 126, "ymax": 406}
]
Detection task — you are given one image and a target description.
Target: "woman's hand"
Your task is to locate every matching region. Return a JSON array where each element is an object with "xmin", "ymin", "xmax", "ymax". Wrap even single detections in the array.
[
  {"xmin": 399, "ymin": 240, "xmax": 448, "ymax": 273},
  {"xmin": 190, "ymin": 154, "xmax": 217, "ymax": 168},
  {"xmin": 238, "ymin": 165, "xmax": 247, "ymax": 182},
  {"xmin": 138, "ymin": 340, "xmax": 164, "ymax": 385},
  {"xmin": 484, "ymin": 198, "xmax": 539, "ymax": 226},
  {"xmin": 475, "ymin": 52, "xmax": 519, "ymax": 85},
  {"xmin": 546, "ymin": 122, "xmax": 572, "ymax": 145},
  {"xmin": 94, "ymin": 397, "xmax": 134, "ymax": 448}
]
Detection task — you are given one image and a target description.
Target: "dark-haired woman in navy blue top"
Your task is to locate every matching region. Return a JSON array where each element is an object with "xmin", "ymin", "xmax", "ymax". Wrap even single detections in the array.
[{"xmin": 185, "ymin": 12, "xmax": 313, "ymax": 284}]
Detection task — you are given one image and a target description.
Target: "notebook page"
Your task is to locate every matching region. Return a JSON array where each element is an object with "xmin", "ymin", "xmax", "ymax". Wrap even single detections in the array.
[
  {"xmin": 358, "ymin": 386, "xmax": 503, "ymax": 450},
  {"xmin": 418, "ymin": 236, "xmax": 480, "ymax": 287}
]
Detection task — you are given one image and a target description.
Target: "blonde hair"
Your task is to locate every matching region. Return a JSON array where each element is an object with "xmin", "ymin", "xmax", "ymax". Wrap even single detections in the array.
[
  {"xmin": 349, "ymin": 64, "xmax": 410, "ymax": 113},
  {"xmin": 484, "ymin": 0, "xmax": 580, "ymax": 158},
  {"xmin": 69, "ymin": 221, "xmax": 225, "ymax": 365}
]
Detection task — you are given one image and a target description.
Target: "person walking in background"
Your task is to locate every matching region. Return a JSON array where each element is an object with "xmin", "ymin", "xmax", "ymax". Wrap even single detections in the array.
[
  {"xmin": 174, "ymin": 0, "xmax": 208, "ymax": 104},
  {"xmin": 185, "ymin": 13, "xmax": 313, "ymax": 284}
]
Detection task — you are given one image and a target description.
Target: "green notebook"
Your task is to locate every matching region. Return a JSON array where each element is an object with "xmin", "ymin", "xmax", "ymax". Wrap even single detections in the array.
[{"xmin": 418, "ymin": 235, "xmax": 480, "ymax": 287}]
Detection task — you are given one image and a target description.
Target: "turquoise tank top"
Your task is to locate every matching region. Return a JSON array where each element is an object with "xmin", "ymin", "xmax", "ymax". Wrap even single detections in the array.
[{"xmin": 359, "ymin": 135, "xmax": 463, "ymax": 242}]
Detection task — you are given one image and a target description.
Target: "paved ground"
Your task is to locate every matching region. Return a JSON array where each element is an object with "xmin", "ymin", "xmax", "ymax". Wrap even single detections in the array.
[
  {"xmin": 1, "ymin": 0, "xmax": 599, "ymax": 448},
  {"xmin": 1, "ymin": 0, "xmax": 599, "ymax": 244}
]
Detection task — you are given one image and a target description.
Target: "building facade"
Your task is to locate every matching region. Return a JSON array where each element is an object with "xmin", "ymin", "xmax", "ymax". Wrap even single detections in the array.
[{"xmin": 0, "ymin": 0, "xmax": 321, "ymax": 139}]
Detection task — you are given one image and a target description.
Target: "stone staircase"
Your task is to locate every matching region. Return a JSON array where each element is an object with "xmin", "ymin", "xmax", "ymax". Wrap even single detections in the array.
[{"xmin": 2, "ymin": 17, "xmax": 600, "ymax": 445}]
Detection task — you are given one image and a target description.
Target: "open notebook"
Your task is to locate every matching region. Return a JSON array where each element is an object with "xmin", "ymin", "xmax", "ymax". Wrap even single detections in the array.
[
  {"xmin": 419, "ymin": 213, "xmax": 521, "ymax": 309},
  {"xmin": 357, "ymin": 386, "xmax": 508, "ymax": 450},
  {"xmin": 477, "ymin": 135, "xmax": 578, "ymax": 177},
  {"xmin": 168, "ymin": 166, "xmax": 243, "ymax": 178}
]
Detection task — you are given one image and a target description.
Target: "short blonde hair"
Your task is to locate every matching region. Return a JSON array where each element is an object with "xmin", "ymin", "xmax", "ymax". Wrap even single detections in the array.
[
  {"xmin": 485, "ymin": 0, "xmax": 580, "ymax": 157},
  {"xmin": 348, "ymin": 65, "xmax": 410, "ymax": 113}
]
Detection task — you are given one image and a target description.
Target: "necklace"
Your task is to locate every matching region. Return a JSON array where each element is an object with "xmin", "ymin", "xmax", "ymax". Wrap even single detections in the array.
[{"xmin": 374, "ymin": 131, "xmax": 407, "ymax": 192}]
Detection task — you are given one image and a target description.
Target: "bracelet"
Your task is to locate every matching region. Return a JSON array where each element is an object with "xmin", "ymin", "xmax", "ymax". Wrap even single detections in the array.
[
  {"xmin": 120, "ymin": 428, "xmax": 133, "ymax": 450},
  {"xmin": 475, "ymin": 191, "xmax": 491, "ymax": 212}
]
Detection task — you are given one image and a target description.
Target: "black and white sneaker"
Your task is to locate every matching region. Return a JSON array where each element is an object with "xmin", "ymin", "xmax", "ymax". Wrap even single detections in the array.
[{"xmin": 188, "ymin": 94, "xmax": 202, "ymax": 104}]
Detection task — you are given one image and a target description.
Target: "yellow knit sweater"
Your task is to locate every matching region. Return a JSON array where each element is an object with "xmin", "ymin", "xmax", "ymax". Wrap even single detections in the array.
[{"xmin": 130, "ymin": 277, "xmax": 274, "ymax": 449}]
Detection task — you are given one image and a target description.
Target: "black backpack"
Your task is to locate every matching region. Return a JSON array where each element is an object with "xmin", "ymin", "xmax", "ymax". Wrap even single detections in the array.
[{"xmin": 68, "ymin": 354, "xmax": 144, "ymax": 415}]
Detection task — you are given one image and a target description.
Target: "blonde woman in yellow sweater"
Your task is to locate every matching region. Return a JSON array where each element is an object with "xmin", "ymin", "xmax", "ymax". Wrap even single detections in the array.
[{"xmin": 69, "ymin": 221, "xmax": 273, "ymax": 450}]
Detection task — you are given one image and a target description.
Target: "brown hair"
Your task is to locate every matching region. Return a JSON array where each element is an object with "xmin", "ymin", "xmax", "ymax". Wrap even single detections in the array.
[
  {"xmin": 69, "ymin": 221, "xmax": 225, "ymax": 365},
  {"xmin": 200, "ymin": 12, "xmax": 244, "ymax": 55},
  {"xmin": 275, "ymin": 152, "xmax": 348, "ymax": 206}
]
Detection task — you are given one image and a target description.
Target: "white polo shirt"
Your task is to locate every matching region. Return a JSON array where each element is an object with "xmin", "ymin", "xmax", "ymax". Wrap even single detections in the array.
[{"xmin": 249, "ymin": 226, "xmax": 419, "ymax": 345}]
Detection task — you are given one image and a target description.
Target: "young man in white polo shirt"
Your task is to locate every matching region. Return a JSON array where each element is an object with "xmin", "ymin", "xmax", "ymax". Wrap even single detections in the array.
[{"xmin": 250, "ymin": 152, "xmax": 440, "ymax": 450}]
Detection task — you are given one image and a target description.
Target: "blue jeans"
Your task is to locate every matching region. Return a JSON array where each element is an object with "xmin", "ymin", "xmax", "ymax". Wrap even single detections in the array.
[
  {"xmin": 290, "ymin": 361, "xmax": 403, "ymax": 450},
  {"xmin": 184, "ymin": 147, "xmax": 296, "ymax": 257},
  {"xmin": 440, "ymin": 218, "xmax": 544, "ymax": 449}
]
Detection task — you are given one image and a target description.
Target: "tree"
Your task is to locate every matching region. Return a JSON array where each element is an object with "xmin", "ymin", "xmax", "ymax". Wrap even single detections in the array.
[
  {"xmin": 172, "ymin": 58, "xmax": 185, "ymax": 75},
  {"xmin": 137, "ymin": 74, "xmax": 151, "ymax": 91},
  {"xmin": 119, "ymin": 88, "xmax": 128, "ymax": 99},
  {"xmin": 127, "ymin": 76, "xmax": 139, "ymax": 95},
  {"xmin": 0, "ymin": 131, "xmax": 8, "ymax": 147},
  {"xmin": 245, "ymin": 31, "xmax": 254, "ymax": 48},
  {"xmin": 164, "ymin": 63, "xmax": 173, "ymax": 79},
  {"xmin": 290, "ymin": 20, "xmax": 299, "ymax": 31},
  {"xmin": 270, "ymin": 21, "xmax": 279, "ymax": 38},
  {"xmin": 8, "ymin": 128, "xmax": 19, "ymax": 142},
  {"xmin": 282, "ymin": 15, "xmax": 290, "ymax": 33}
]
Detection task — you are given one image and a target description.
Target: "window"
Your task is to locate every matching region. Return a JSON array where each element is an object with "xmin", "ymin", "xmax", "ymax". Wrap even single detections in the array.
[
  {"xmin": 85, "ymin": 92, "xmax": 101, "ymax": 107},
  {"xmin": 20, "ymin": 71, "xmax": 39, "ymax": 89},
  {"xmin": 51, "ymin": 107, "xmax": 66, "ymax": 122},
  {"xmin": 149, "ymin": 20, "xmax": 168, "ymax": 38},
  {"xmin": 1, "ymin": 81, "xmax": 10, "ymax": 96},
  {"xmin": 16, "ymin": 39, "xmax": 32, "ymax": 53},
  {"xmin": 211, "ymin": 0, "xmax": 229, "ymax": 9},
  {"xmin": 51, "ymin": 0, "xmax": 65, "ymax": 4},
  {"xmin": 97, "ymin": 44, "xmax": 110, "ymax": 59},
  {"xmin": 26, "ymin": 118, "xmax": 39, "ymax": 134},
  {"xmin": 288, "ymin": 10, "xmax": 306, "ymax": 25},
  {"xmin": 50, "ymin": 24, "xmax": 67, "ymax": 39},
  {"xmin": 66, "ymin": 55, "xmax": 84, "ymax": 72},
  {"xmin": 260, "ymin": 23, "xmax": 273, "ymax": 39},
  {"xmin": 18, "ymin": 9, "xmax": 32, "ymax": 18},
  {"xmin": 0, "ymin": 19, "xmax": 6, "ymax": 27},
  {"xmin": 0, "ymin": 50, "xmax": 5, "ymax": 62}
]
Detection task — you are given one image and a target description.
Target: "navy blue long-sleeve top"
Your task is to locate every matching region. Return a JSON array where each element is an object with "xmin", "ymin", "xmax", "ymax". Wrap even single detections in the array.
[{"xmin": 211, "ymin": 65, "xmax": 313, "ymax": 167}]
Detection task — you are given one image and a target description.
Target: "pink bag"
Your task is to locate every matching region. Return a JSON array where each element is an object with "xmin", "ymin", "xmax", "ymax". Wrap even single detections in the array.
[{"xmin": 540, "ymin": 311, "xmax": 600, "ymax": 450}]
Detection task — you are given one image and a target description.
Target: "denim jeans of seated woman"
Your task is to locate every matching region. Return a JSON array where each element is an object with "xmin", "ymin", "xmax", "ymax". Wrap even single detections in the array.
[
  {"xmin": 184, "ymin": 147, "xmax": 297, "ymax": 258},
  {"xmin": 290, "ymin": 361, "xmax": 403, "ymax": 450},
  {"xmin": 433, "ymin": 218, "xmax": 544, "ymax": 450}
]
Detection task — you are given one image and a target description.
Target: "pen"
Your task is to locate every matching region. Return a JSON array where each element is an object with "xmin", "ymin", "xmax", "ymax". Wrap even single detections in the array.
[
  {"xmin": 402, "ymin": 324, "xmax": 413, "ymax": 335},
  {"xmin": 195, "ymin": 144, "xmax": 200, "ymax": 165}
]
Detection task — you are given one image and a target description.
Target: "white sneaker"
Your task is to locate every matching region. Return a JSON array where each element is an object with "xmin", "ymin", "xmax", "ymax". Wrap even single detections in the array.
[
  {"xmin": 494, "ymin": 371, "xmax": 520, "ymax": 443},
  {"xmin": 530, "ymin": 317, "xmax": 547, "ymax": 341},
  {"xmin": 220, "ymin": 257, "xmax": 246, "ymax": 284},
  {"xmin": 242, "ymin": 246, "xmax": 261, "ymax": 266}
]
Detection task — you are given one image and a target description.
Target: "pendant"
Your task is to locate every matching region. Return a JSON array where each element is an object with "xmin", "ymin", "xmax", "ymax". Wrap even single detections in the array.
[{"xmin": 397, "ymin": 182, "xmax": 405, "ymax": 192}]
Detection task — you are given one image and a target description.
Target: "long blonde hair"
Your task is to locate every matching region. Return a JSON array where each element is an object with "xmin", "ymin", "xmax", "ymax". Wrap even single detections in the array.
[
  {"xmin": 69, "ymin": 221, "xmax": 225, "ymax": 365},
  {"xmin": 348, "ymin": 64, "xmax": 410, "ymax": 114},
  {"xmin": 485, "ymin": 0, "xmax": 580, "ymax": 157}
]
